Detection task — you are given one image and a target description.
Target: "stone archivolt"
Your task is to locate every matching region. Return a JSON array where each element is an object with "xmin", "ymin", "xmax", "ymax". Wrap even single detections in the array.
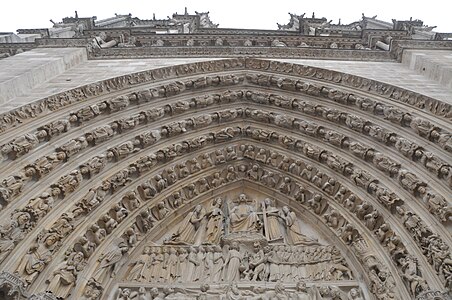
[{"xmin": 0, "ymin": 59, "xmax": 450, "ymax": 300}]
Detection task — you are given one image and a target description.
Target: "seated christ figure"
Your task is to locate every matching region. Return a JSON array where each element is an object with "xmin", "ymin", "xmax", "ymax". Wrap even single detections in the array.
[{"xmin": 229, "ymin": 193, "xmax": 260, "ymax": 233}]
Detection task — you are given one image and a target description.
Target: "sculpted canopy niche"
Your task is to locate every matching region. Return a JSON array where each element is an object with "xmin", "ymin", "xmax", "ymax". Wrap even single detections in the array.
[{"xmin": 0, "ymin": 58, "xmax": 450, "ymax": 300}]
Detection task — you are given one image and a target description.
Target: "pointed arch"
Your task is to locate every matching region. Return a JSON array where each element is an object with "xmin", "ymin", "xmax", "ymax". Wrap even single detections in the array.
[{"xmin": 0, "ymin": 58, "xmax": 449, "ymax": 299}]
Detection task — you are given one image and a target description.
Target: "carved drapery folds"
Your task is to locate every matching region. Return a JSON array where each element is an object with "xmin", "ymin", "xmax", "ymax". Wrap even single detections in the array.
[{"xmin": 0, "ymin": 59, "xmax": 450, "ymax": 300}]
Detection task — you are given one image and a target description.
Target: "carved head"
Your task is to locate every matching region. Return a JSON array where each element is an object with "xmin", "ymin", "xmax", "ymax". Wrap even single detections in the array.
[
  {"xmin": 150, "ymin": 287, "xmax": 159, "ymax": 296},
  {"xmin": 98, "ymin": 31, "xmax": 107, "ymax": 40},
  {"xmin": 296, "ymin": 281, "xmax": 307, "ymax": 292},
  {"xmin": 17, "ymin": 212, "xmax": 31, "ymax": 225},
  {"xmin": 213, "ymin": 197, "xmax": 222, "ymax": 207},
  {"xmin": 264, "ymin": 198, "xmax": 272, "ymax": 207},
  {"xmin": 349, "ymin": 288, "xmax": 359, "ymax": 297},
  {"xmin": 230, "ymin": 283, "xmax": 240, "ymax": 293},
  {"xmin": 253, "ymin": 241, "xmax": 261, "ymax": 250},
  {"xmin": 44, "ymin": 233, "xmax": 59, "ymax": 247},
  {"xmin": 238, "ymin": 193, "xmax": 247, "ymax": 203},
  {"xmin": 194, "ymin": 204, "xmax": 203, "ymax": 213},
  {"xmin": 231, "ymin": 242, "xmax": 239, "ymax": 250},
  {"xmin": 275, "ymin": 283, "xmax": 286, "ymax": 293},
  {"xmin": 200, "ymin": 283, "xmax": 210, "ymax": 292},
  {"xmin": 282, "ymin": 206, "xmax": 290, "ymax": 214},
  {"xmin": 73, "ymin": 251, "xmax": 84, "ymax": 263}
]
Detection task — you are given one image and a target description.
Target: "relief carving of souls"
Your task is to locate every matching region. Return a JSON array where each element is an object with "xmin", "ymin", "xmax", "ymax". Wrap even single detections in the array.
[
  {"xmin": 223, "ymin": 242, "xmax": 242, "ymax": 282},
  {"xmin": 229, "ymin": 194, "xmax": 261, "ymax": 233}
]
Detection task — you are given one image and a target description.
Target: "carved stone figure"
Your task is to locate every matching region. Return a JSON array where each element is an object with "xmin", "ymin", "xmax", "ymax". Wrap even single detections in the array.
[
  {"xmin": 166, "ymin": 205, "xmax": 206, "ymax": 244},
  {"xmin": 1, "ymin": 132, "xmax": 43, "ymax": 158},
  {"xmin": 25, "ymin": 152, "xmax": 65, "ymax": 178},
  {"xmin": 17, "ymin": 244, "xmax": 49, "ymax": 283},
  {"xmin": 229, "ymin": 194, "xmax": 260, "ymax": 233},
  {"xmin": 259, "ymin": 198, "xmax": 283, "ymax": 242},
  {"xmin": 410, "ymin": 117, "xmax": 438, "ymax": 139},
  {"xmin": 423, "ymin": 191, "xmax": 450, "ymax": 222},
  {"xmin": 40, "ymin": 119, "xmax": 70, "ymax": 138},
  {"xmin": 398, "ymin": 169, "xmax": 427, "ymax": 194},
  {"xmin": 280, "ymin": 206, "xmax": 320, "ymax": 246},
  {"xmin": 223, "ymin": 243, "xmax": 242, "ymax": 282},
  {"xmin": 47, "ymin": 252, "xmax": 85, "ymax": 298},
  {"xmin": 27, "ymin": 192, "xmax": 54, "ymax": 218},
  {"xmin": 101, "ymin": 214, "xmax": 118, "ymax": 234},
  {"xmin": 106, "ymin": 95, "xmax": 129, "ymax": 112},
  {"xmin": 93, "ymin": 240, "xmax": 129, "ymax": 284},
  {"xmin": 395, "ymin": 137, "xmax": 423, "ymax": 159},
  {"xmin": 86, "ymin": 125, "xmax": 115, "ymax": 144},
  {"xmin": 0, "ymin": 211, "xmax": 32, "ymax": 262},
  {"xmin": 205, "ymin": 197, "xmax": 224, "ymax": 244},
  {"xmin": 399, "ymin": 256, "xmax": 429, "ymax": 296}
]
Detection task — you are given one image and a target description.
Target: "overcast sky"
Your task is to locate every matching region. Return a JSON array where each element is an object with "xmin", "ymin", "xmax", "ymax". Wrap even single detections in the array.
[{"xmin": 1, "ymin": 0, "xmax": 451, "ymax": 33}]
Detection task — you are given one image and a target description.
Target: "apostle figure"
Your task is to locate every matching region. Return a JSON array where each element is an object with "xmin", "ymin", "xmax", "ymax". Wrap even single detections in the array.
[
  {"xmin": 279, "ymin": 206, "xmax": 320, "ymax": 246},
  {"xmin": 205, "ymin": 197, "xmax": 224, "ymax": 244},
  {"xmin": 166, "ymin": 205, "xmax": 206, "ymax": 245},
  {"xmin": 229, "ymin": 194, "xmax": 260, "ymax": 233}
]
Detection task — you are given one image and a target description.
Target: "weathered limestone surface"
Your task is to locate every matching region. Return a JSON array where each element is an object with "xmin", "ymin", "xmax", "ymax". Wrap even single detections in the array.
[
  {"xmin": 0, "ymin": 48, "xmax": 86, "ymax": 108},
  {"xmin": 0, "ymin": 11, "xmax": 451, "ymax": 300},
  {"xmin": 280, "ymin": 54, "xmax": 452, "ymax": 104},
  {"xmin": 402, "ymin": 49, "xmax": 452, "ymax": 89}
]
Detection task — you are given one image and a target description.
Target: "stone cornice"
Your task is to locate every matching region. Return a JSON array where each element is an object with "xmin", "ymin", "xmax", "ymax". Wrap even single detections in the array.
[{"xmin": 90, "ymin": 46, "xmax": 391, "ymax": 61}]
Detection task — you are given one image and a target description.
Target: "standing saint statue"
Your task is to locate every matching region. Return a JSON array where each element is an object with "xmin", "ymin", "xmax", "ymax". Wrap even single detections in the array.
[
  {"xmin": 205, "ymin": 197, "xmax": 224, "ymax": 244},
  {"xmin": 279, "ymin": 206, "xmax": 320, "ymax": 246},
  {"xmin": 261, "ymin": 198, "xmax": 284, "ymax": 242},
  {"xmin": 166, "ymin": 205, "xmax": 206, "ymax": 245},
  {"xmin": 229, "ymin": 194, "xmax": 260, "ymax": 233}
]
